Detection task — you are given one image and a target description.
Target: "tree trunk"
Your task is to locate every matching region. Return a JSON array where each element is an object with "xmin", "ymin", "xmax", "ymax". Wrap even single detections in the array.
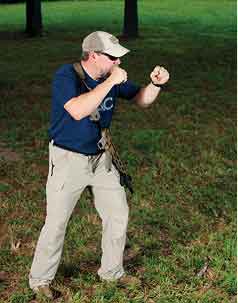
[
  {"xmin": 123, "ymin": 0, "xmax": 138, "ymax": 38},
  {"xmin": 25, "ymin": 0, "xmax": 42, "ymax": 37}
]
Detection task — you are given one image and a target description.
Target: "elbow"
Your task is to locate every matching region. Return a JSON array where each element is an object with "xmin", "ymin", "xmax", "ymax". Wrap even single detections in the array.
[
  {"xmin": 71, "ymin": 112, "xmax": 84, "ymax": 121},
  {"xmin": 69, "ymin": 109, "xmax": 87, "ymax": 121},
  {"xmin": 134, "ymin": 92, "xmax": 150, "ymax": 108},
  {"xmin": 64, "ymin": 102, "xmax": 85, "ymax": 121},
  {"xmin": 136, "ymin": 98, "xmax": 150, "ymax": 108}
]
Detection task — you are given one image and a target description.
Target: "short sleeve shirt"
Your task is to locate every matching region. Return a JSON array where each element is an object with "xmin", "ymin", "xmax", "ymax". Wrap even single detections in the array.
[{"xmin": 49, "ymin": 64, "xmax": 140, "ymax": 155}]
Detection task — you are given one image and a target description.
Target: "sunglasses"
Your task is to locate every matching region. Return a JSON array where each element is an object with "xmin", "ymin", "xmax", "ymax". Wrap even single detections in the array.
[{"xmin": 101, "ymin": 53, "xmax": 119, "ymax": 61}]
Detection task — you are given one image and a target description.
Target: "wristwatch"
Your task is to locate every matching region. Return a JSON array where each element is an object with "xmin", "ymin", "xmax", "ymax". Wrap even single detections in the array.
[
  {"xmin": 151, "ymin": 81, "xmax": 161, "ymax": 88},
  {"xmin": 151, "ymin": 80, "xmax": 163, "ymax": 88},
  {"xmin": 151, "ymin": 81, "xmax": 168, "ymax": 89}
]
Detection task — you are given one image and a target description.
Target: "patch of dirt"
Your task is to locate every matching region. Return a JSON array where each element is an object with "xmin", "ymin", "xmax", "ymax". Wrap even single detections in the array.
[
  {"xmin": 0, "ymin": 272, "xmax": 22, "ymax": 302},
  {"xmin": 0, "ymin": 142, "xmax": 21, "ymax": 162},
  {"xmin": 0, "ymin": 222, "xmax": 8, "ymax": 249},
  {"xmin": 0, "ymin": 271, "xmax": 8, "ymax": 282}
]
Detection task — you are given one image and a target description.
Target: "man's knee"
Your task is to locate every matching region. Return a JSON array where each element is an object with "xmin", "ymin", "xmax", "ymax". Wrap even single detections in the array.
[
  {"xmin": 104, "ymin": 212, "xmax": 128, "ymax": 240},
  {"xmin": 44, "ymin": 215, "xmax": 69, "ymax": 237}
]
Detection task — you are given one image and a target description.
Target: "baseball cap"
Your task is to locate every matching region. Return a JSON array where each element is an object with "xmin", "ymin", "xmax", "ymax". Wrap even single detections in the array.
[{"xmin": 82, "ymin": 31, "xmax": 130, "ymax": 57}]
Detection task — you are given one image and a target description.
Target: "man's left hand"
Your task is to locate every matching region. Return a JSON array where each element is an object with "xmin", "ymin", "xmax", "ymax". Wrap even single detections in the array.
[{"xmin": 150, "ymin": 66, "xmax": 169, "ymax": 85}]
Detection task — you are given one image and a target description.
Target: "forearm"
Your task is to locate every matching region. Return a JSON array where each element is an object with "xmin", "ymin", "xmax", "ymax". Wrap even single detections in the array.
[
  {"xmin": 135, "ymin": 83, "xmax": 161, "ymax": 108},
  {"xmin": 64, "ymin": 78, "xmax": 114, "ymax": 120}
]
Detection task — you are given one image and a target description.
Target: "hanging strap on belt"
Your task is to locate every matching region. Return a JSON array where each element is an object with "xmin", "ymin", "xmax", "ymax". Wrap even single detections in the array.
[
  {"xmin": 73, "ymin": 62, "xmax": 133, "ymax": 193},
  {"xmin": 98, "ymin": 128, "xmax": 133, "ymax": 194}
]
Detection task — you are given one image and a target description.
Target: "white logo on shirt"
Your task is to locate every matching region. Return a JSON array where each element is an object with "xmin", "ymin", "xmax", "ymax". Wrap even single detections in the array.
[{"xmin": 99, "ymin": 97, "xmax": 114, "ymax": 112}]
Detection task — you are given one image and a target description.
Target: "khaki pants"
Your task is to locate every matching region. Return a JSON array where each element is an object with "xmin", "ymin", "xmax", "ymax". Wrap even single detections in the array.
[{"xmin": 29, "ymin": 142, "xmax": 128, "ymax": 289}]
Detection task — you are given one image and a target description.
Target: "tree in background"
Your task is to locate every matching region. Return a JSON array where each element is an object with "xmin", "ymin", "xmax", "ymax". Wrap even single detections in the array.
[
  {"xmin": 22, "ymin": 0, "xmax": 138, "ymax": 38},
  {"xmin": 25, "ymin": 0, "xmax": 42, "ymax": 36},
  {"xmin": 123, "ymin": 0, "xmax": 138, "ymax": 38}
]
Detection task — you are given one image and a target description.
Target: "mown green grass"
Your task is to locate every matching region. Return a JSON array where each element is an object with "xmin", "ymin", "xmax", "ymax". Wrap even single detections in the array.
[{"xmin": 0, "ymin": 1, "xmax": 236, "ymax": 302}]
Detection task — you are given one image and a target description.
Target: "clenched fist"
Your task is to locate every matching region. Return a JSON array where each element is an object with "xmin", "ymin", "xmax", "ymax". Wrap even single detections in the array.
[
  {"xmin": 150, "ymin": 66, "xmax": 169, "ymax": 86},
  {"xmin": 109, "ymin": 66, "xmax": 127, "ymax": 85}
]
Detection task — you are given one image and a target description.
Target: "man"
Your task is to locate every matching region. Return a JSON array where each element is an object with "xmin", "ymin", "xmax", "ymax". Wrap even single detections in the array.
[{"xmin": 29, "ymin": 31, "xmax": 169, "ymax": 298}]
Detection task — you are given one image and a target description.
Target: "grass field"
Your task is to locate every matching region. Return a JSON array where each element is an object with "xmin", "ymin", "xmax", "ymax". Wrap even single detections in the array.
[{"xmin": 0, "ymin": 1, "xmax": 236, "ymax": 302}]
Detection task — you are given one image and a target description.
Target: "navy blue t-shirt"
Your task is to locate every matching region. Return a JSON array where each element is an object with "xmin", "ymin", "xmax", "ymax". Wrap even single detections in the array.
[{"xmin": 49, "ymin": 64, "xmax": 140, "ymax": 155}]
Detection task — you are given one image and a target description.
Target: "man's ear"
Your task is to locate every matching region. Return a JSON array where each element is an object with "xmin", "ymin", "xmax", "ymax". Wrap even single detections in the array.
[{"xmin": 90, "ymin": 51, "xmax": 97, "ymax": 61}]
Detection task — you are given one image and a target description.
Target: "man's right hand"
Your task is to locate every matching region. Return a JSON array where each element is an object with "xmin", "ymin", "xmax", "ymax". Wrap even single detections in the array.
[{"xmin": 108, "ymin": 66, "xmax": 127, "ymax": 85}]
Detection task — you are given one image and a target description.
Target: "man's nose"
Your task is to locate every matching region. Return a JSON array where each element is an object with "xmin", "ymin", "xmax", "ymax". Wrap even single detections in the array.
[{"xmin": 114, "ymin": 58, "xmax": 120, "ymax": 65}]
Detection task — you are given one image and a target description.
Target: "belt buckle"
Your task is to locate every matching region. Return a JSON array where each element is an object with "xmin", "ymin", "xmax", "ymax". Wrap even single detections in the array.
[{"xmin": 97, "ymin": 137, "xmax": 106, "ymax": 150}]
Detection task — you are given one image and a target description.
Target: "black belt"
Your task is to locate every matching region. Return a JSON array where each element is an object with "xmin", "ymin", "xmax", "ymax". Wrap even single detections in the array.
[{"xmin": 51, "ymin": 141, "xmax": 104, "ymax": 156}]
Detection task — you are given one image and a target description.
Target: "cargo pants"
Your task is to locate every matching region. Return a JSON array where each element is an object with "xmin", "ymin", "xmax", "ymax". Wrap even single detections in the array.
[{"xmin": 29, "ymin": 142, "xmax": 128, "ymax": 289}]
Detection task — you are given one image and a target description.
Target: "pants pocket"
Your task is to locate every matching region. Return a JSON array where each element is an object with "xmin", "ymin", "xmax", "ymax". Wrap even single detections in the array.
[{"xmin": 46, "ymin": 144, "xmax": 70, "ymax": 191}]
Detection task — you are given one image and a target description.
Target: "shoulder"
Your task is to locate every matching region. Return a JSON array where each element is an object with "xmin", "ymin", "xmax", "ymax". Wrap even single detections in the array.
[
  {"xmin": 54, "ymin": 64, "xmax": 77, "ymax": 80},
  {"xmin": 117, "ymin": 80, "xmax": 141, "ymax": 99},
  {"xmin": 119, "ymin": 80, "xmax": 138, "ymax": 89}
]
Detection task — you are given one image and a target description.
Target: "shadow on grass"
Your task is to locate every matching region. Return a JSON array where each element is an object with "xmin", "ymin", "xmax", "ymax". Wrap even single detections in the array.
[{"xmin": 0, "ymin": 30, "xmax": 27, "ymax": 40}]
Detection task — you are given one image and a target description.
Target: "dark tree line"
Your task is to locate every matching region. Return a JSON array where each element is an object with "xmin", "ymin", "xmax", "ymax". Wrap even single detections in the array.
[{"xmin": 24, "ymin": 0, "xmax": 138, "ymax": 38}]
